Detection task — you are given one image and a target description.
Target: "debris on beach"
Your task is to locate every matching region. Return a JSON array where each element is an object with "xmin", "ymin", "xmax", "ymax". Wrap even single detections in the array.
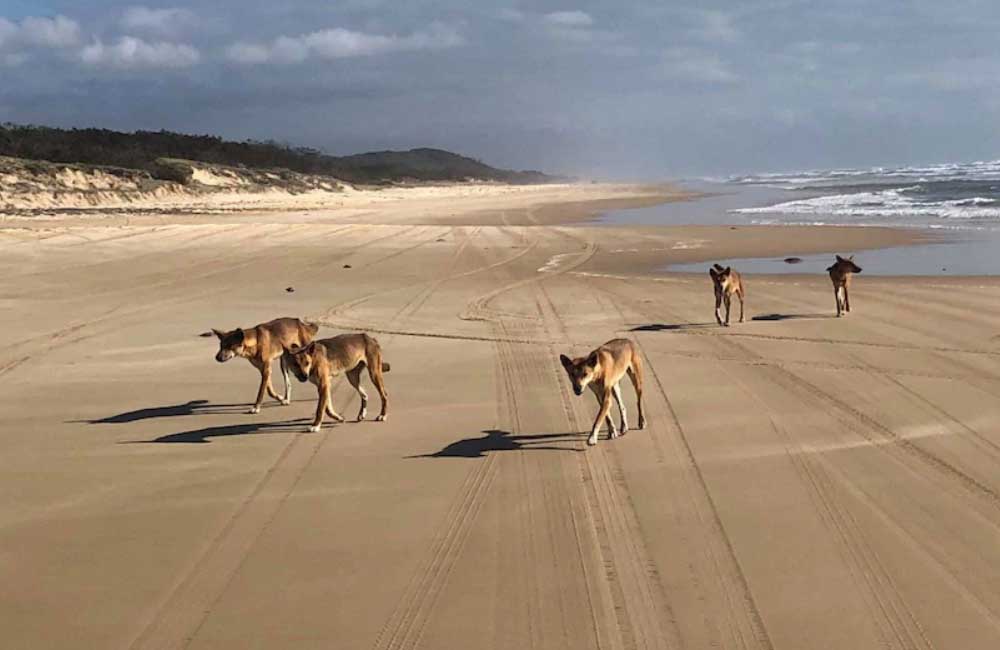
[
  {"xmin": 286, "ymin": 286, "xmax": 295, "ymax": 293},
  {"xmin": 784, "ymin": 257, "xmax": 803, "ymax": 264}
]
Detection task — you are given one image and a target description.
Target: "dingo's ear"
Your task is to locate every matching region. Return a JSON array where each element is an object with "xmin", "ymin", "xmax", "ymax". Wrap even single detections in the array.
[
  {"xmin": 211, "ymin": 328, "xmax": 225, "ymax": 339},
  {"xmin": 848, "ymin": 255, "xmax": 854, "ymax": 261},
  {"xmin": 724, "ymin": 266, "xmax": 731, "ymax": 275},
  {"xmin": 709, "ymin": 267, "xmax": 719, "ymax": 279},
  {"xmin": 559, "ymin": 354, "xmax": 573, "ymax": 370},
  {"xmin": 303, "ymin": 341, "xmax": 316, "ymax": 355},
  {"xmin": 586, "ymin": 352, "xmax": 599, "ymax": 368},
  {"xmin": 713, "ymin": 263, "xmax": 725, "ymax": 272},
  {"xmin": 836, "ymin": 255, "xmax": 845, "ymax": 262}
]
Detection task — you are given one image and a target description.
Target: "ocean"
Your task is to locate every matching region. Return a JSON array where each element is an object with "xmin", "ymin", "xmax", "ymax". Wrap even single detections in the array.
[
  {"xmin": 729, "ymin": 160, "xmax": 1000, "ymax": 231},
  {"xmin": 600, "ymin": 159, "xmax": 1000, "ymax": 275}
]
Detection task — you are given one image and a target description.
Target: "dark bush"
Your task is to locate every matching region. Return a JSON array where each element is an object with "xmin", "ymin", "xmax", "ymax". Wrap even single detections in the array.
[{"xmin": 150, "ymin": 158, "xmax": 194, "ymax": 185}]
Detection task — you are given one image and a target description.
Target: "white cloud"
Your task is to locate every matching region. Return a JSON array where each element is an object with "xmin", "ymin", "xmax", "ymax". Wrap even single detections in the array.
[
  {"xmin": 80, "ymin": 36, "xmax": 200, "ymax": 69},
  {"xmin": 694, "ymin": 11, "xmax": 739, "ymax": 43},
  {"xmin": 661, "ymin": 47, "xmax": 738, "ymax": 84},
  {"xmin": 20, "ymin": 15, "xmax": 81, "ymax": 48},
  {"xmin": 542, "ymin": 11, "xmax": 594, "ymax": 27},
  {"xmin": 533, "ymin": 10, "xmax": 632, "ymax": 54},
  {"xmin": 120, "ymin": 6, "xmax": 196, "ymax": 37},
  {"xmin": 226, "ymin": 23, "xmax": 463, "ymax": 65},
  {"xmin": 0, "ymin": 14, "xmax": 81, "ymax": 51},
  {"xmin": 538, "ymin": 10, "xmax": 600, "ymax": 44}
]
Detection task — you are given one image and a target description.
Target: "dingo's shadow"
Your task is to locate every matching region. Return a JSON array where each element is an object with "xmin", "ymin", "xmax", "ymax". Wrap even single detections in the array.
[
  {"xmin": 751, "ymin": 313, "xmax": 835, "ymax": 322},
  {"xmin": 630, "ymin": 322, "xmax": 718, "ymax": 332},
  {"xmin": 409, "ymin": 429, "xmax": 583, "ymax": 458},
  {"xmin": 124, "ymin": 418, "xmax": 310, "ymax": 444},
  {"xmin": 75, "ymin": 399, "xmax": 250, "ymax": 424}
]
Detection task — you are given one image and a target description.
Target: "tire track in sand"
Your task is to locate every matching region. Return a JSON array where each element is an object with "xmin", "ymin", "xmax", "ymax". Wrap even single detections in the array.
[{"xmin": 589, "ymin": 282, "xmax": 774, "ymax": 649}]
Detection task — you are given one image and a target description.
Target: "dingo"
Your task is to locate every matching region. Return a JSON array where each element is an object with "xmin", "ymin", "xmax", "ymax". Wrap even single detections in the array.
[
  {"xmin": 827, "ymin": 255, "xmax": 862, "ymax": 317},
  {"xmin": 287, "ymin": 333, "xmax": 390, "ymax": 432},
  {"xmin": 559, "ymin": 338, "xmax": 645, "ymax": 446},
  {"xmin": 709, "ymin": 264, "xmax": 745, "ymax": 326},
  {"xmin": 212, "ymin": 317, "xmax": 319, "ymax": 414}
]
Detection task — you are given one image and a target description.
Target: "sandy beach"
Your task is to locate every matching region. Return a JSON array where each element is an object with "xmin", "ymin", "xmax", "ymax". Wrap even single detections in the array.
[{"xmin": 3, "ymin": 183, "xmax": 1000, "ymax": 650}]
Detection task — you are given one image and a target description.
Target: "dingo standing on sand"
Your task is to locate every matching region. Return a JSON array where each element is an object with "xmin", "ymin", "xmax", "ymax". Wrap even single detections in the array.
[
  {"xmin": 828, "ymin": 255, "xmax": 862, "ymax": 317},
  {"xmin": 287, "ymin": 333, "xmax": 390, "ymax": 432},
  {"xmin": 709, "ymin": 263, "xmax": 745, "ymax": 326},
  {"xmin": 211, "ymin": 317, "xmax": 319, "ymax": 414},
  {"xmin": 559, "ymin": 338, "xmax": 646, "ymax": 446}
]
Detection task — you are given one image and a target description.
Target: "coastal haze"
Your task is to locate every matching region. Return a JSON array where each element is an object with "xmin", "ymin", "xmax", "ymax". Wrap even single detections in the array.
[{"xmin": 4, "ymin": 3, "xmax": 1000, "ymax": 650}]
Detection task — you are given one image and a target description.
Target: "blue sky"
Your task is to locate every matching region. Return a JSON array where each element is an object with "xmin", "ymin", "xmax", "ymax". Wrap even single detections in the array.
[{"xmin": 2, "ymin": 1, "xmax": 999, "ymax": 178}]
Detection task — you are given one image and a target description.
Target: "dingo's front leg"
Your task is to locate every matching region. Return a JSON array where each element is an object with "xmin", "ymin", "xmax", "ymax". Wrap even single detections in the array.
[
  {"xmin": 589, "ymin": 388, "xmax": 615, "ymax": 446},
  {"xmin": 309, "ymin": 385, "xmax": 332, "ymax": 432},
  {"xmin": 278, "ymin": 354, "xmax": 293, "ymax": 405},
  {"xmin": 265, "ymin": 363, "xmax": 286, "ymax": 405},
  {"xmin": 250, "ymin": 362, "xmax": 270, "ymax": 414},
  {"xmin": 612, "ymin": 383, "xmax": 628, "ymax": 437}
]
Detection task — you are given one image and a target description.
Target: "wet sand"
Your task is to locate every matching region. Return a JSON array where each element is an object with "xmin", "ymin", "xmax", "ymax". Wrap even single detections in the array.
[{"xmin": 2, "ymin": 184, "xmax": 1000, "ymax": 649}]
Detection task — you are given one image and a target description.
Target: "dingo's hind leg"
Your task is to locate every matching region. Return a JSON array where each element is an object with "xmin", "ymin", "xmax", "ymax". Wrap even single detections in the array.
[
  {"xmin": 347, "ymin": 365, "xmax": 368, "ymax": 421},
  {"xmin": 366, "ymin": 359, "xmax": 388, "ymax": 422},
  {"xmin": 627, "ymin": 351, "xmax": 646, "ymax": 429}
]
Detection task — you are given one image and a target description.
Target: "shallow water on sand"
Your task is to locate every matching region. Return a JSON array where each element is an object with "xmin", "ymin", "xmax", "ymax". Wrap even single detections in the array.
[{"xmin": 665, "ymin": 233, "xmax": 1000, "ymax": 276}]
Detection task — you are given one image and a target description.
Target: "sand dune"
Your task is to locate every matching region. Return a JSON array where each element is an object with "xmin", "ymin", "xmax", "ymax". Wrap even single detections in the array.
[{"xmin": 1, "ymin": 185, "xmax": 998, "ymax": 649}]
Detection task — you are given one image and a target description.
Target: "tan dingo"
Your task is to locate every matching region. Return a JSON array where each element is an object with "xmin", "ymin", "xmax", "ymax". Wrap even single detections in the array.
[
  {"xmin": 212, "ymin": 317, "xmax": 319, "ymax": 414},
  {"xmin": 559, "ymin": 338, "xmax": 646, "ymax": 446},
  {"xmin": 827, "ymin": 255, "xmax": 862, "ymax": 317},
  {"xmin": 287, "ymin": 333, "xmax": 390, "ymax": 432},
  {"xmin": 709, "ymin": 264, "xmax": 745, "ymax": 326}
]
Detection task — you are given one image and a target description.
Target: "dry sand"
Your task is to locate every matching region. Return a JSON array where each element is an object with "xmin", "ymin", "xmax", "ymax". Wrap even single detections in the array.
[{"xmin": 2, "ymin": 183, "xmax": 1000, "ymax": 650}]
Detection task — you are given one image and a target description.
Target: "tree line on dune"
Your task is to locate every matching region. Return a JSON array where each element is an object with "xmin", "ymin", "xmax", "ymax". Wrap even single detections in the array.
[{"xmin": 0, "ymin": 123, "xmax": 557, "ymax": 185}]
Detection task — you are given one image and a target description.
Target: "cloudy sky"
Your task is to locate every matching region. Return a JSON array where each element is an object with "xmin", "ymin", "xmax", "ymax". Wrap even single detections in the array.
[{"xmin": 2, "ymin": 1, "xmax": 1000, "ymax": 178}]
